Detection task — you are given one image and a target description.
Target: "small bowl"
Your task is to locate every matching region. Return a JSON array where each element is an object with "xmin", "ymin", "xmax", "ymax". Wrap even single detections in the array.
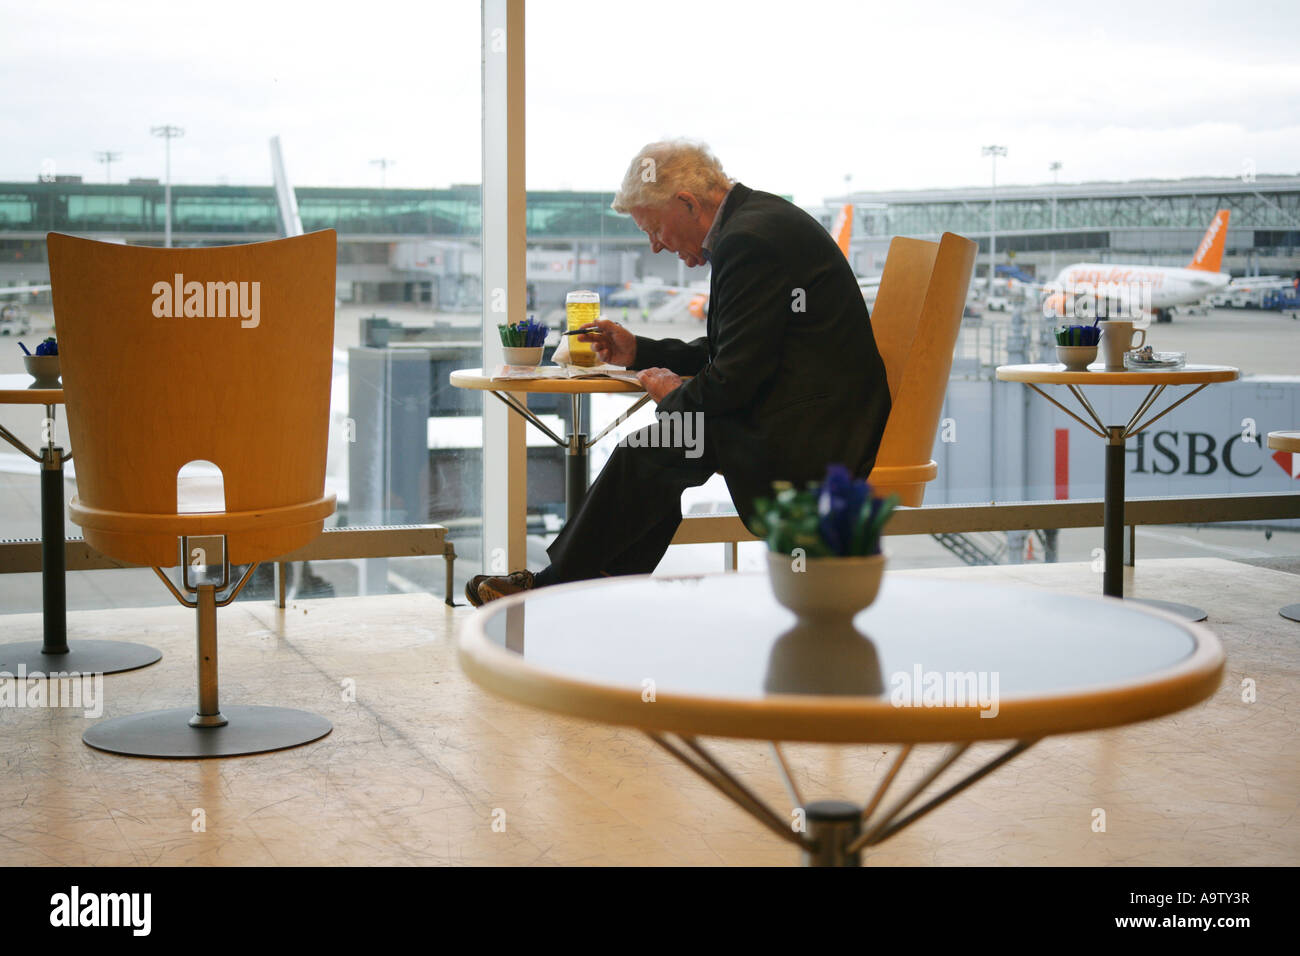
[
  {"xmin": 1055, "ymin": 345, "xmax": 1097, "ymax": 371},
  {"xmin": 24, "ymin": 354, "xmax": 61, "ymax": 388},
  {"xmin": 502, "ymin": 346, "xmax": 543, "ymax": 366}
]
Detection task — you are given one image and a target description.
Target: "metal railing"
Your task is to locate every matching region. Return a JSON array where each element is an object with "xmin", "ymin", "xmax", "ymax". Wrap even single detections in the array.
[
  {"xmin": 950, "ymin": 307, "xmax": 1055, "ymax": 378},
  {"xmin": 670, "ymin": 491, "xmax": 1300, "ymax": 569},
  {"xmin": 0, "ymin": 524, "xmax": 458, "ymax": 607}
]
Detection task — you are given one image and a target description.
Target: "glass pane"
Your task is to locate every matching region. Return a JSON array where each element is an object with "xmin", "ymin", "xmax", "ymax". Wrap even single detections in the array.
[
  {"xmin": 0, "ymin": 1, "xmax": 482, "ymax": 612},
  {"xmin": 518, "ymin": 1, "xmax": 1299, "ymax": 579}
]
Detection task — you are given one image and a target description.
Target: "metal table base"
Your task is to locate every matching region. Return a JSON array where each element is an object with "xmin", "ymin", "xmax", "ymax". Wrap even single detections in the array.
[
  {"xmin": 1027, "ymin": 381, "xmax": 1213, "ymax": 622},
  {"xmin": 83, "ymin": 704, "xmax": 332, "ymax": 758},
  {"xmin": 487, "ymin": 389, "xmax": 651, "ymax": 517},
  {"xmin": 0, "ymin": 404, "xmax": 162, "ymax": 675},
  {"xmin": 647, "ymin": 734, "xmax": 1039, "ymax": 867}
]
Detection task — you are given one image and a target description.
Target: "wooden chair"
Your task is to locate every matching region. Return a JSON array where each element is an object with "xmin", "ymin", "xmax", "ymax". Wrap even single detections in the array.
[
  {"xmin": 47, "ymin": 230, "xmax": 339, "ymax": 758},
  {"xmin": 863, "ymin": 232, "xmax": 978, "ymax": 506}
]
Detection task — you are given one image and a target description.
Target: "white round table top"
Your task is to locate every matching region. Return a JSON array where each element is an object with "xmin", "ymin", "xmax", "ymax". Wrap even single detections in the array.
[
  {"xmin": 1267, "ymin": 430, "xmax": 1300, "ymax": 453},
  {"xmin": 450, "ymin": 367, "xmax": 644, "ymax": 394},
  {"xmin": 0, "ymin": 373, "xmax": 63, "ymax": 405},
  {"xmin": 458, "ymin": 572, "xmax": 1225, "ymax": 744},
  {"xmin": 996, "ymin": 363, "xmax": 1238, "ymax": 385}
]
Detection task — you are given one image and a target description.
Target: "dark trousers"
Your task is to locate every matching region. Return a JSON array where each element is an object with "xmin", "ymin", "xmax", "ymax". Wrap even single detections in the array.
[{"xmin": 536, "ymin": 419, "xmax": 718, "ymax": 586}]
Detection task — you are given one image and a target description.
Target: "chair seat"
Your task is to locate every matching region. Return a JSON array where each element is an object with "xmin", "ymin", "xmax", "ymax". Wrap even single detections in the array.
[
  {"xmin": 868, "ymin": 460, "xmax": 938, "ymax": 508},
  {"xmin": 70, "ymin": 494, "xmax": 337, "ymax": 567}
]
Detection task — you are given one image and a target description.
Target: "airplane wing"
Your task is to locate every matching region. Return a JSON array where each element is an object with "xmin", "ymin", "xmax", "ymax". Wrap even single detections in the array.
[{"xmin": 0, "ymin": 285, "xmax": 51, "ymax": 297}]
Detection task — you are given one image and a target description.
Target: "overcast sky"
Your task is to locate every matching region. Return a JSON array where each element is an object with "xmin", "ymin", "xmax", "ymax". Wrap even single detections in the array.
[{"xmin": 4, "ymin": 0, "xmax": 1298, "ymax": 207}]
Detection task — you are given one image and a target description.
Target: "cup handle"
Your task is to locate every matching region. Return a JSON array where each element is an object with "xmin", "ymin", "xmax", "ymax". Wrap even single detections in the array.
[{"xmin": 1131, "ymin": 329, "xmax": 1146, "ymax": 349}]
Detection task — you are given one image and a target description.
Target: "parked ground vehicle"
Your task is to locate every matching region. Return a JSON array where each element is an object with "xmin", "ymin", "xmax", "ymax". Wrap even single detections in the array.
[
  {"xmin": 0, "ymin": 304, "xmax": 32, "ymax": 336},
  {"xmin": 1262, "ymin": 287, "xmax": 1300, "ymax": 312}
]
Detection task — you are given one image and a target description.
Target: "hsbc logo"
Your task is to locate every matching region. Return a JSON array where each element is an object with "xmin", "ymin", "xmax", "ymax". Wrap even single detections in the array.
[
  {"xmin": 1273, "ymin": 449, "xmax": 1300, "ymax": 480},
  {"xmin": 1126, "ymin": 430, "xmax": 1261, "ymax": 478}
]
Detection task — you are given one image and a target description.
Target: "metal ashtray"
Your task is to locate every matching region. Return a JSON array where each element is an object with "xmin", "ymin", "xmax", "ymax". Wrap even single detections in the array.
[{"xmin": 1124, "ymin": 348, "xmax": 1185, "ymax": 370}]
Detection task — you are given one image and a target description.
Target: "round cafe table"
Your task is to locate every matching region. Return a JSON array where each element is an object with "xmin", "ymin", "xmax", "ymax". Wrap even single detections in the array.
[
  {"xmin": 0, "ymin": 374, "xmax": 162, "ymax": 675},
  {"xmin": 997, "ymin": 363, "xmax": 1239, "ymax": 621},
  {"xmin": 449, "ymin": 367, "xmax": 649, "ymax": 515},
  {"xmin": 460, "ymin": 572, "xmax": 1224, "ymax": 866},
  {"xmin": 1266, "ymin": 430, "xmax": 1300, "ymax": 623}
]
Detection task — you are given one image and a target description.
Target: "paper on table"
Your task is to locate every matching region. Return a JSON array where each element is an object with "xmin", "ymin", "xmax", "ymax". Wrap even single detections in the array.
[
  {"xmin": 569, "ymin": 365, "xmax": 643, "ymax": 384},
  {"xmin": 490, "ymin": 364, "xmax": 570, "ymax": 382},
  {"xmin": 490, "ymin": 364, "xmax": 642, "ymax": 385}
]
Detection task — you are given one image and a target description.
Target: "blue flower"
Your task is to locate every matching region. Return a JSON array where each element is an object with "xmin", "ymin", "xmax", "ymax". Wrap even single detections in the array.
[{"xmin": 817, "ymin": 464, "xmax": 866, "ymax": 556}]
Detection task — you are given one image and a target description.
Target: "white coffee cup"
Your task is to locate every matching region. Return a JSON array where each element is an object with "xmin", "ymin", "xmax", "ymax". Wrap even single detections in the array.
[{"xmin": 1099, "ymin": 320, "xmax": 1146, "ymax": 370}]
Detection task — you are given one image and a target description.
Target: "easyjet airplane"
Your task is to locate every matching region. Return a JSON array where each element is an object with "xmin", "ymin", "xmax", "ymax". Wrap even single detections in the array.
[
  {"xmin": 617, "ymin": 202, "xmax": 874, "ymax": 321},
  {"xmin": 1044, "ymin": 210, "xmax": 1231, "ymax": 324}
]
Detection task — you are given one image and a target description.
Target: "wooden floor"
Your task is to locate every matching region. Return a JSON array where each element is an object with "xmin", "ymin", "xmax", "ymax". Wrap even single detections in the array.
[{"xmin": 0, "ymin": 557, "xmax": 1296, "ymax": 866}]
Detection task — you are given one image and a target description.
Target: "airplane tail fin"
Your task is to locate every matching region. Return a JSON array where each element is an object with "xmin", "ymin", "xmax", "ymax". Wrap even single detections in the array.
[
  {"xmin": 831, "ymin": 204, "xmax": 853, "ymax": 259},
  {"xmin": 1187, "ymin": 209, "xmax": 1229, "ymax": 272}
]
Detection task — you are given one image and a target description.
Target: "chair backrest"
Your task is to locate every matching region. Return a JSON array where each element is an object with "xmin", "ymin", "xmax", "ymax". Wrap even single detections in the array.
[
  {"xmin": 47, "ymin": 230, "xmax": 338, "ymax": 566},
  {"xmin": 866, "ymin": 232, "xmax": 978, "ymax": 506}
]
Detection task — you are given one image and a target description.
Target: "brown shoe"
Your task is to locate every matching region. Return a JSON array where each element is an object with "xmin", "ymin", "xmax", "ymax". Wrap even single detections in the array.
[
  {"xmin": 465, "ymin": 574, "xmax": 491, "ymax": 607},
  {"xmin": 469, "ymin": 570, "xmax": 536, "ymax": 606}
]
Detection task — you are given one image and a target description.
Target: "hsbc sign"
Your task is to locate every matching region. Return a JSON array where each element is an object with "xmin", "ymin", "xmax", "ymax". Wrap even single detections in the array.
[
  {"xmin": 1126, "ymin": 431, "xmax": 1264, "ymax": 478},
  {"xmin": 1274, "ymin": 448, "xmax": 1300, "ymax": 480},
  {"xmin": 936, "ymin": 377, "xmax": 1300, "ymax": 506},
  {"xmin": 1035, "ymin": 378, "xmax": 1300, "ymax": 501}
]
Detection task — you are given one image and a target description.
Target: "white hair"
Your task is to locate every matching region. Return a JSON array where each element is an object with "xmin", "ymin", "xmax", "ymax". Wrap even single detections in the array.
[{"xmin": 611, "ymin": 139, "xmax": 733, "ymax": 213}]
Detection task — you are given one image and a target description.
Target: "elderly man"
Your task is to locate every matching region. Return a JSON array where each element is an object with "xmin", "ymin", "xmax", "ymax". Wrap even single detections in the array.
[{"xmin": 468, "ymin": 140, "xmax": 891, "ymax": 606}]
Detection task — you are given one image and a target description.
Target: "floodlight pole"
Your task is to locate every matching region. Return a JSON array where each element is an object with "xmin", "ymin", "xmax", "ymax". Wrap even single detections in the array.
[
  {"xmin": 94, "ymin": 150, "xmax": 121, "ymax": 184},
  {"xmin": 1049, "ymin": 160, "xmax": 1063, "ymax": 275},
  {"xmin": 982, "ymin": 145, "xmax": 1006, "ymax": 289},
  {"xmin": 151, "ymin": 125, "xmax": 184, "ymax": 248},
  {"xmin": 371, "ymin": 158, "xmax": 396, "ymax": 188}
]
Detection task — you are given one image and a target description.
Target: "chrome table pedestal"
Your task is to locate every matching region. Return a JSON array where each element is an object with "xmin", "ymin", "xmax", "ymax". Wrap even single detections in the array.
[{"xmin": 0, "ymin": 387, "xmax": 162, "ymax": 676}]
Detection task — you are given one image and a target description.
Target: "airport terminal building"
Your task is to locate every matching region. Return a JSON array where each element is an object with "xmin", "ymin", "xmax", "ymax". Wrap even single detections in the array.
[
  {"xmin": 3, "ymin": 173, "xmax": 1298, "ymax": 308},
  {"xmin": 0, "ymin": 180, "xmax": 647, "ymax": 310},
  {"xmin": 833, "ymin": 173, "xmax": 1300, "ymax": 280}
]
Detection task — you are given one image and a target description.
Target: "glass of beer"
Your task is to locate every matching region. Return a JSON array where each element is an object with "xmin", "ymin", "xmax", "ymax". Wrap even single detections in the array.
[{"xmin": 565, "ymin": 290, "xmax": 600, "ymax": 367}]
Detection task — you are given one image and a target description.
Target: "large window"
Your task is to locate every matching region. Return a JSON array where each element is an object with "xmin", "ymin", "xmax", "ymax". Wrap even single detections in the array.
[
  {"xmin": 0, "ymin": 0, "xmax": 484, "ymax": 612},
  {"xmin": 518, "ymin": 0, "xmax": 1300, "ymax": 575},
  {"xmin": 2, "ymin": 0, "xmax": 1296, "ymax": 609}
]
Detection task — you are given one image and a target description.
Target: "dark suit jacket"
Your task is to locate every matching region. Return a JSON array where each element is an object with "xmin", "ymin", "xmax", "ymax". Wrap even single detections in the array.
[{"xmin": 632, "ymin": 183, "xmax": 891, "ymax": 527}]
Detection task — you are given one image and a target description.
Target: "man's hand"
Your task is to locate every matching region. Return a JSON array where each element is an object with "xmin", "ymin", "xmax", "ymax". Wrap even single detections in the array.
[
  {"xmin": 636, "ymin": 367, "xmax": 683, "ymax": 403},
  {"xmin": 580, "ymin": 318, "xmax": 636, "ymax": 367}
]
